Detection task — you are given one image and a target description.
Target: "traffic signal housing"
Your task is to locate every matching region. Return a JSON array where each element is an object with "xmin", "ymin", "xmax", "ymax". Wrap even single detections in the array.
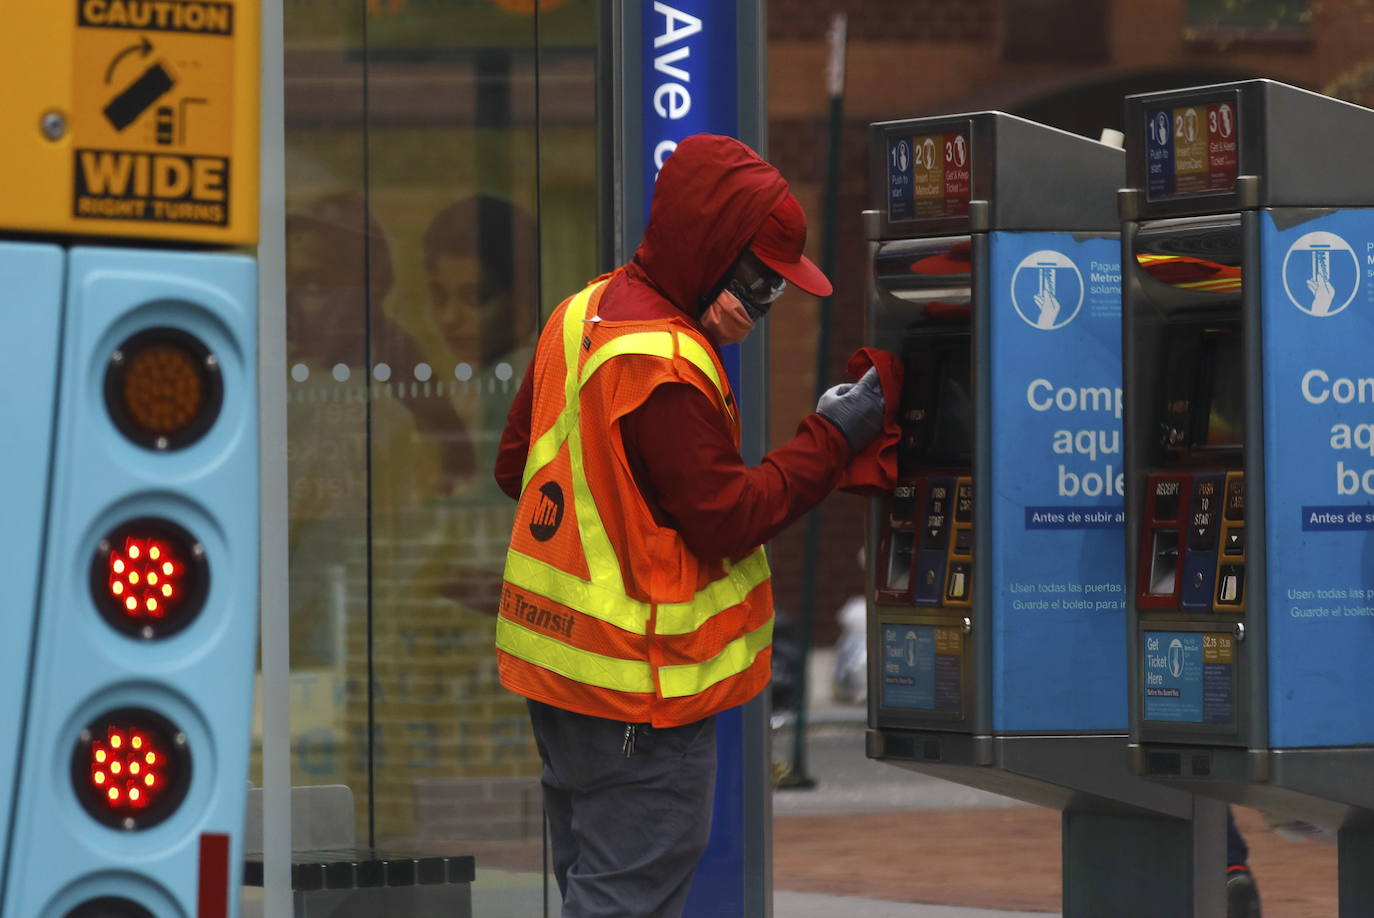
[
  {"xmin": 0, "ymin": 241, "xmax": 66, "ymax": 882},
  {"xmin": 2, "ymin": 248, "xmax": 258, "ymax": 918}
]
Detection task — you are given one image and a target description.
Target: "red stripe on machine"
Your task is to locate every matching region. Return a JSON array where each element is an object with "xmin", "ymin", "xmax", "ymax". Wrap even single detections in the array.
[{"xmin": 197, "ymin": 832, "xmax": 230, "ymax": 918}]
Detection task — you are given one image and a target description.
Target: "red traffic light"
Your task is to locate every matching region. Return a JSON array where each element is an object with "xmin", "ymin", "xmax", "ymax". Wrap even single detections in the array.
[
  {"xmin": 91, "ymin": 519, "xmax": 208, "ymax": 640},
  {"xmin": 72, "ymin": 709, "xmax": 190, "ymax": 831}
]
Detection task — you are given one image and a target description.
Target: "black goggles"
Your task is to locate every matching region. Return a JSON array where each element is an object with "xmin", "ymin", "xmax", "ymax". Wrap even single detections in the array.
[{"xmin": 728, "ymin": 251, "xmax": 787, "ymax": 315}]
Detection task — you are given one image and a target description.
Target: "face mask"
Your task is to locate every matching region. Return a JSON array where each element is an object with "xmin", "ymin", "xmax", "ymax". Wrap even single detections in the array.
[{"xmin": 700, "ymin": 289, "xmax": 755, "ymax": 346}]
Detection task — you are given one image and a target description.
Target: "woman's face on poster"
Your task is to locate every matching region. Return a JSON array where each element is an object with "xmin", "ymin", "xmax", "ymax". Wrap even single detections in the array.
[{"xmin": 428, "ymin": 251, "xmax": 512, "ymax": 359}]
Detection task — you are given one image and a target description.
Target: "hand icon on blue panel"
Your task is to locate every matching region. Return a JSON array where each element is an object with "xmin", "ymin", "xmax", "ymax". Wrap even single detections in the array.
[
  {"xmin": 1307, "ymin": 251, "xmax": 1335, "ymax": 315},
  {"xmin": 1283, "ymin": 232, "xmax": 1357, "ymax": 317},
  {"xmin": 1033, "ymin": 290, "xmax": 1061, "ymax": 329},
  {"xmin": 1011, "ymin": 250, "xmax": 1083, "ymax": 330}
]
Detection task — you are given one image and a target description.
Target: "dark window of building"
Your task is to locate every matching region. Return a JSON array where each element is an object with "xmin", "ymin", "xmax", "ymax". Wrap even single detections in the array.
[
  {"xmin": 1001, "ymin": 0, "xmax": 1109, "ymax": 63},
  {"xmin": 1185, "ymin": 0, "xmax": 1313, "ymax": 45}
]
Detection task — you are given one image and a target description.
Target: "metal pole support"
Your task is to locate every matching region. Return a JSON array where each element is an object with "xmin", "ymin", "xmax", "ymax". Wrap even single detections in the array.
[
  {"xmin": 1062, "ymin": 796, "xmax": 1226, "ymax": 918},
  {"xmin": 1339, "ymin": 823, "xmax": 1374, "ymax": 917}
]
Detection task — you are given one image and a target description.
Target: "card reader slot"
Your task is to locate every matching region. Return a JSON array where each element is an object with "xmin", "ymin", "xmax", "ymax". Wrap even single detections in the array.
[
  {"xmin": 1213, "ymin": 471, "xmax": 1247, "ymax": 612},
  {"xmin": 942, "ymin": 477, "xmax": 973, "ymax": 608}
]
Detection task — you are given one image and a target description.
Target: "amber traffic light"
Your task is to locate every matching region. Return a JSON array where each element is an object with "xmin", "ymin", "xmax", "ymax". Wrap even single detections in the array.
[{"xmin": 104, "ymin": 327, "xmax": 222, "ymax": 451}]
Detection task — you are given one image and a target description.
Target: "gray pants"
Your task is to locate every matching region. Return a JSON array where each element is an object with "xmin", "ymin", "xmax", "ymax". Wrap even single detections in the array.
[{"xmin": 527, "ymin": 700, "xmax": 717, "ymax": 918}]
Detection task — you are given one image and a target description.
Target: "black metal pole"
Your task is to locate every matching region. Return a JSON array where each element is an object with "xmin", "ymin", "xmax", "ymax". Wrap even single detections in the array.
[{"xmin": 778, "ymin": 12, "xmax": 846, "ymax": 790}]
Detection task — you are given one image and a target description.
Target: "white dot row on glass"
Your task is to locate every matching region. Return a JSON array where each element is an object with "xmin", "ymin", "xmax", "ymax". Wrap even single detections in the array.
[{"xmin": 289, "ymin": 362, "xmax": 514, "ymax": 384}]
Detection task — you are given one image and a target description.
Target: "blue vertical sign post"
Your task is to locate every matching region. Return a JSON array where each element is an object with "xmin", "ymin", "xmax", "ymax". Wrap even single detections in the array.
[
  {"xmin": 638, "ymin": 0, "xmax": 741, "ymax": 389},
  {"xmin": 627, "ymin": 2, "xmax": 760, "ymax": 914}
]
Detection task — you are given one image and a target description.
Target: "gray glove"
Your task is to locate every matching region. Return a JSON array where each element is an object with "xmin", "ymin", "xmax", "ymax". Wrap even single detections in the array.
[{"xmin": 816, "ymin": 366, "xmax": 885, "ymax": 452}]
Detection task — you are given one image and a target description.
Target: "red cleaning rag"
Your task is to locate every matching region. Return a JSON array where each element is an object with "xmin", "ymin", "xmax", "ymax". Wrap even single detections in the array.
[{"xmin": 839, "ymin": 347, "xmax": 904, "ymax": 495}]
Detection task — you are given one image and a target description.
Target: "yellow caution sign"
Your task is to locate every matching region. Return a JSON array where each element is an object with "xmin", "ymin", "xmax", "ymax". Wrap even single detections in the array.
[{"xmin": 0, "ymin": 1, "xmax": 258, "ymax": 246}]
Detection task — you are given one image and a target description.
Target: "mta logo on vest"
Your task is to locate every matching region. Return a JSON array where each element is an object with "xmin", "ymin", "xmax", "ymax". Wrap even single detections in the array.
[{"xmin": 530, "ymin": 481, "xmax": 564, "ymax": 541}]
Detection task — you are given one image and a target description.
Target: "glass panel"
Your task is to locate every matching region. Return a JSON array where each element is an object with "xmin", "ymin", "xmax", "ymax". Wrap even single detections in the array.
[
  {"xmin": 361, "ymin": 14, "xmax": 541, "ymax": 864},
  {"xmin": 276, "ymin": 0, "xmax": 597, "ymax": 912},
  {"xmin": 282, "ymin": 0, "xmax": 369, "ymax": 836}
]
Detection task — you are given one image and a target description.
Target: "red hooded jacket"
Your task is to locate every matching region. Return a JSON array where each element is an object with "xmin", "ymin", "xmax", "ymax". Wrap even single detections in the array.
[{"xmin": 495, "ymin": 134, "xmax": 851, "ymax": 561}]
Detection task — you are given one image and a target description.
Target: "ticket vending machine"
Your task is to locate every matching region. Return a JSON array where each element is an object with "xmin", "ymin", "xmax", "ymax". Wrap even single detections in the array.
[
  {"xmin": 1121, "ymin": 80, "xmax": 1374, "ymax": 912},
  {"xmin": 865, "ymin": 113, "xmax": 1225, "ymax": 917}
]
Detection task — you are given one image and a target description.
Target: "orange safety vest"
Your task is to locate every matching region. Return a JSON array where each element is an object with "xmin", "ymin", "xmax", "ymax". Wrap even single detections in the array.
[{"xmin": 497, "ymin": 277, "xmax": 774, "ymax": 727}]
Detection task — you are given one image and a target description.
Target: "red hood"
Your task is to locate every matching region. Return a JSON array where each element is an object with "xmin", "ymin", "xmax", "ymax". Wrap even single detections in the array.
[{"xmin": 633, "ymin": 134, "xmax": 791, "ymax": 315}]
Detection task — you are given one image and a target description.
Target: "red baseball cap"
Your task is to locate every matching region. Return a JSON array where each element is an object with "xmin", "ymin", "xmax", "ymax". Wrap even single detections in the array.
[{"xmin": 750, "ymin": 193, "xmax": 833, "ymax": 297}]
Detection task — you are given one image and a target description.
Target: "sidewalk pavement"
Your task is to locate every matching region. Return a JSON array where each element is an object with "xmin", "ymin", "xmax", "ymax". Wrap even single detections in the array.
[{"xmin": 775, "ymin": 891, "xmax": 1055, "ymax": 917}]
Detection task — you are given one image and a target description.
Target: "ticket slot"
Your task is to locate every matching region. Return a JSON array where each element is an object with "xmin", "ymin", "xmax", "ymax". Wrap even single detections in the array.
[
  {"xmin": 890, "ymin": 479, "xmax": 919, "ymax": 528},
  {"xmin": 877, "ymin": 528, "xmax": 917, "ymax": 602},
  {"xmin": 1213, "ymin": 471, "xmax": 1246, "ymax": 611},
  {"xmin": 1180, "ymin": 473, "xmax": 1224, "ymax": 609},
  {"xmin": 1139, "ymin": 475, "xmax": 1191, "ymax": 608},
  {"xmin": 943, "ymin": 477, "xmax": 973, "ymax": 607},
  {"xmin": 876, "ymin": 479, "xmax": 923, "ymax": 604}
]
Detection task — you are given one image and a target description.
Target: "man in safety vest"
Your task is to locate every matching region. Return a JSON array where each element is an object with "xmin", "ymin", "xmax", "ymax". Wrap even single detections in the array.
[{"xmin": 494, "ymin": 133, "xmax": 885, "ymax": 917}]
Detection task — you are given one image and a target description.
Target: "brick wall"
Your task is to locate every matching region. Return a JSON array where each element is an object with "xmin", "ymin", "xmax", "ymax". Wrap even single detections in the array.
[{"xmin": 769, "ymin": 0, "xmax": 996, "ymax": 42}]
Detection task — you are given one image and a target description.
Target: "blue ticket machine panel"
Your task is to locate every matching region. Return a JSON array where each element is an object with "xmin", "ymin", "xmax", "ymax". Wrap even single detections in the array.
[
  {"xmin": 868, "ymin": 114, "xmax": 1125, "ymax": 739},
  {"xmin": 1123, "ymin": 80, "xmax": 1374, "ymax": 781}
]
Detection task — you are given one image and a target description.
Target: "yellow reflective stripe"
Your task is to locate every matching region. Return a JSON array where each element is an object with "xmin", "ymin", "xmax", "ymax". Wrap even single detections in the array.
[
  {"xmin": 559, "ymin": 289, "xmax": 624, "ymax": 592},
  {"xmin": 523, "ymin": 298, "xmax": 722, "ymax": 492},
  {"xmin": 656, "ymin": 549, "xmax": 771, "ymax": 636},
  {"xmin": 505, "ymin": 546, "xmax": 770, "ymax": 639},
  {"xmin": 521, "ymin": 335, "xmax": 673, "ymax": 495},
  {"xmin": 521, "ymin": 410, "xmax": 574, "ymax": 493},
  {"xmin": 570, "ymin": 412, "xmax": 624, "ymax": 591},
  {"xmin": 579, "ymin": 331, "xmax": 674, "ymax": 385},
  {"xmin": 521, "ymin": 283, "xmax": 602, "ymax": 492},
  {"xmin": 561, "ymin": 284, "xmax": 592, "ymax": 417},
  {"xmin": 497, "ymin": 617, "xmax": 655, "ymax": 694},
  {"xmin": 675, "ymin": 332, "xmax": 725, "ymax": 399},
  {"xmin": 657, "ymin": 617, "xmax": 775, "ymax": 699},
  {"xmin": 504, "ymin": 550, "xmax": 651, "ymax": 633}
]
